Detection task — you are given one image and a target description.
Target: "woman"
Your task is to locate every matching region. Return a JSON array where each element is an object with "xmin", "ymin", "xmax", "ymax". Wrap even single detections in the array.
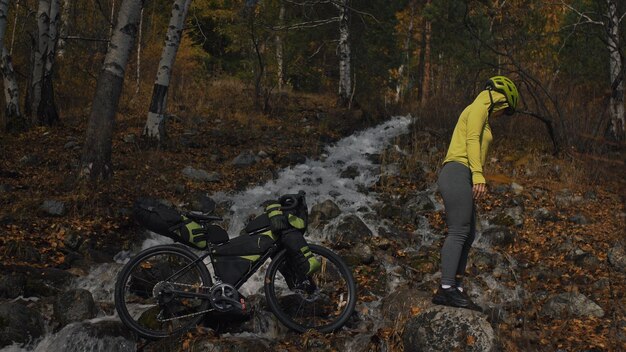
[{"xmin": 432, "ymin": 76, "xmax": 519, "ymax": 308}]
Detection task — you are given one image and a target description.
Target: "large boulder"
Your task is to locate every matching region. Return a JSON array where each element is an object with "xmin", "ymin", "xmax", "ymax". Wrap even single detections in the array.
[
  {"xmin": 380, "ymin": 286, "xmax": 432, "ymax": 322},
  {"xmin": 0, "ymin": 302, "xmax": 45, "ymax": 348},
  {"xmin": 541, "ymin": 292, "xmax": 604, "ymax": 318},
  {"xmin": 331, "ymin": 214, "xmax": 373, "ymax": 245},
  {"xmin": 53, "ymin": 289, "xmax": 99, "ymax": 328},
  {"xmin": 34, "ymin": 321, "xmax": 136, "ymax": 352},
  {"xmin": 402, "ymin": 306, "xmax": 497, "ymax": 352},
  {"xmin": 309, "ymin": 199, "xmax": 342, "ymax": 229}
]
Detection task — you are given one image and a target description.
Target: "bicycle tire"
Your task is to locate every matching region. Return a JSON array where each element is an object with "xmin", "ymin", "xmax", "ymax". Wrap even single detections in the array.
[
  {"xmin": 264, "ymin": 244, "xmax": 357, "ymax": 333},
  {"xmin": 114, "ymin": 244, "xmax": 212, "ymax": 339}
]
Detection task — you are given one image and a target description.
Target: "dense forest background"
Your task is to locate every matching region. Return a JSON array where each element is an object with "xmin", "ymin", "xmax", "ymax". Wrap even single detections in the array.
[
  {"xmin": 1, "ymin": 0, "xmax": 625, "ymax": 149},
  {"xmin": 0, "ymin": 0, "xmax": 625, "ymax": 351}
]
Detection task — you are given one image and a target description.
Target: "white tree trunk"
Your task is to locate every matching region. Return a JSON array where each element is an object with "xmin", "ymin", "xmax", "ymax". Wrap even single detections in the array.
[
  {"xmin": 607, "ymin": 0, "xmax": 624, "ymax": 140},
  {"xmin": 30, "ymin": 0, "xmax": 50, "ymax": 122},
  {"xmin": 38, "ymin": 0, "xmax": 60, "ymax": 124},
  {"xmin": 1, "ymin": 47, "xmax": 21, "ymax": 125},
  {"xmin": 57, "ymin": 0, "xmax": 70, "ymax": 57},
  {"xmin": 143, "ymin": 0, "xmax": 192, "ymax": 141},
  {"xmin": 337, "ymin": 0, "xmax": 351, "ymax": 105},
  {"xmin": 81, "ymin": 0, "xmax": 142, "ymax": 181},
  {"xmin": 276, "ymin": 3, "xmax": 285, "ymax": 91}
]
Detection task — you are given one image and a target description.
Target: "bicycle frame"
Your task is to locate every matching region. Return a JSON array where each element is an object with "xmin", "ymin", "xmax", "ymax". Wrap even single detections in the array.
[{"xmin": 162, "ymin": 241, "xmax": 284, "ymax": 292}]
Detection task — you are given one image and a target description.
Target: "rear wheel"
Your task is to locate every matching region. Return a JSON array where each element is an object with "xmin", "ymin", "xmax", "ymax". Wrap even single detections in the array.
[
  {"xmin": 264, "ymin": 244, "xmax": 357, "ymax": 333},
  {"xmin": 114, "ymin": 245, "xmax": 212, "ymax": 339}
]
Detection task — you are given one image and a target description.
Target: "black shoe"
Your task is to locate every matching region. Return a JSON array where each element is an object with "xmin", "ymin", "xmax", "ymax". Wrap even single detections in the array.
[{"xmin": 432, "ymin": 286, "xmax": 471, "ymax": 308}]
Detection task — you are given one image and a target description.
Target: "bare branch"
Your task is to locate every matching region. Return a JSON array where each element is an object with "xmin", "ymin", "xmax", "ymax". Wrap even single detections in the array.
[
  {"xmin": 560, "ymin": 1, "xmax": 604, "ymax": 26},
  {"xmin": 272, "ymin": 17, "xmax": 341, "ymax": 30}
]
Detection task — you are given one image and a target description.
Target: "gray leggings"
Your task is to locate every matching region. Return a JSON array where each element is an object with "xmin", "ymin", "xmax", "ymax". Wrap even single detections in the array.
[{"xmin": 437, "ymin": 162, "xmax": 476, "ymax": 287}]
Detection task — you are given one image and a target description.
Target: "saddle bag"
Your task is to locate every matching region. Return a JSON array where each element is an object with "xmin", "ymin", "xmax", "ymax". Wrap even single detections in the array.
[{"xmin": 133, "ymin": 198, "xmax": 228, "ymax": 250}]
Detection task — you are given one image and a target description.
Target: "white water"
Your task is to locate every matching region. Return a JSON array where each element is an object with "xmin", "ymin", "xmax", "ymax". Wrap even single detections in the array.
[{"xmin": 1, "ymin": 115, "xmax": 414, "ymax": 352}]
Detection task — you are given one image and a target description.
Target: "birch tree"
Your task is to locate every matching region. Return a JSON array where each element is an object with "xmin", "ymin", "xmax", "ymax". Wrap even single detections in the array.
[
  {"xmin": 2, "ymin": 47, "xmax": 21, "ymax": 128},
  {"xmin": 143, "ymin": 0, "xmax": 192, "ymax": 142},
  {"xmin": 39, "ymin": 0, "xmax": 60, "ymax": 125},
  {"xmin": 80, "ymin": 0, "xmax": 143, "ymax": 181},
  {"xmin": 30, "ymin": 0, "xmax": 50, "ymax": 124},
  {"xmin": 606, "ymin": 0, "xmax": 624, "ymax": 141},
  {"xmin": 276, "ymin": 1, "xmax": 285, "ymax": 91},
  {"xmin": 561, "ymin": 0, "xmax": 625, "ymax": 141},
  {"xmin": 336, "ymin": 0, "xmax": 351, "ymax": 106}
]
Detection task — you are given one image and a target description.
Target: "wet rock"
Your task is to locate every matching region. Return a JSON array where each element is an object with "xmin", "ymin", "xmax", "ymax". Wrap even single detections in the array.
[
  {"xmin": 340, "ymin": 165, "xmax": 360, "ymax": 179},
  {"xmin": 0, "ymin": 273, "xmax": 26, "ymax": 298},
  {"xmin": 332, "ymin": 215, "xmax": 373, "ymax": 245},
  {"xmin": 608, "ymin": 244, "xmax": 626, "ymax": 273},
  {"xmin": 400, "ymin": 193, "xmax": 435, "ymax": 224},
  {"xmin": 541, "ymin": 292, "xmax": 604, "ymax": 318},
  {"xmin": 35, "ymin": 321, "xmax": 136, "ymax": 352},
  {"xmin": 344, "ymin": 243, "xmax": 375, "ymax": 266},
  {"xmin": 181, "ymin": 166, "xmax": 220, "ymax": 182},
  {"xmin": 402, "ymin": 306, "xmax": 496, "ymax": 352},
  {"xmin": 532, "ymin": 207, "xmax": 558, "ymax": 222},
  {"xmin": 381, "ymin": 286, "xmax": 432, "ymax": 321},
  {"xmin": 0, "ymin": 302, "xmax": 45, "ymax": 348},
  {"xmin": 18, "ymin": 267, "xmax": 75, "ymax": 297},
  {"xmin": 309, "ymin": 199, "xmax": 341, "ymax": 228},
  {"xmin": 40, "ymin": 200, "xmax": 66, "ymax": 217},
  {"xmin": 189, "ymin": 192, "xmax": 217, "ymax": 213},
  {"xmin": 54, "ymin": 289, "xmax": 99, "ymax": 328},
  {"xmin": 231, "ymin": 151, "xmax": 259, "ymax": 167},
  {"xmin": 478, "ymin": 226, "xmax": 515, "ymax": 247}
]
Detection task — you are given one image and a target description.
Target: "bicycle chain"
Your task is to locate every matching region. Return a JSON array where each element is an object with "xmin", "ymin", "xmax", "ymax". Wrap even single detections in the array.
[{"xmin": 154, "ymin": 281, "xmax": 215, "ymax": 323}]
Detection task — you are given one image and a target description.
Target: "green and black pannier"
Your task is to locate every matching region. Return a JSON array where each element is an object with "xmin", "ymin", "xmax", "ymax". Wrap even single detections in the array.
[{"xmin": 133, "ymin": 198, "xmax": 228, "ymax": 250}]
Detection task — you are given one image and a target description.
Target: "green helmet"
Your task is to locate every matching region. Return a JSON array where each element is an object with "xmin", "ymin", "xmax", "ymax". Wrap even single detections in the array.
[{"xmin": 485, "ymin": 76, "xmax": 519, "ymax": 115}]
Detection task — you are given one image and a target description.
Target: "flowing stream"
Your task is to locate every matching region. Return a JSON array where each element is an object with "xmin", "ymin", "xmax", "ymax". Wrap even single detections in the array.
[{"xmin": 1, "ymin": 116, "xmax": 416, "ymax": 352}]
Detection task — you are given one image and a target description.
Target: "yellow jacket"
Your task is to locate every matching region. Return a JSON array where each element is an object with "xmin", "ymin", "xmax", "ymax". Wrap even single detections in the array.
[{"xmin": 443, "ymin": 90, "xmax": 508, "ymax": 184}]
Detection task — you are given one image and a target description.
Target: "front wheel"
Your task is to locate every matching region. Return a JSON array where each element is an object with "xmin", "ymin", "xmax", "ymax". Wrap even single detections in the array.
[
  {"xmin": 264, "ymin": 244, "xmax": 357, "ymax": 333},
  {"xmin": 114, "ymin": 245, "xmax": 212, "ymax": 339}
]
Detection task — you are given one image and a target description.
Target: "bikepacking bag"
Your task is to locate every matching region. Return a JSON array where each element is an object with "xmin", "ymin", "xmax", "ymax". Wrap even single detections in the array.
[
  {"xmin": 133, "ymin": 198, "xmax": 229, "ymax": 250},
  {"xmin": 212, "ymin": 231, "xmax": 276, "ymax": 285},
  {"xmin": 265, "ymin": 194, "xmax": 319, "ymax": 279}
]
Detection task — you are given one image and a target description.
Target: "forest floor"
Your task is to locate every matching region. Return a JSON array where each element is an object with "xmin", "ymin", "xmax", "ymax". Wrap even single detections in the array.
[{"xmin": 1, "ymin": 85, "xmax": 625, "ymax": 351}]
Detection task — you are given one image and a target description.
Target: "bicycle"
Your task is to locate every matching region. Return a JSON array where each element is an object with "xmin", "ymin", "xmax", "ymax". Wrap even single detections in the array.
[{"xmin": 114, "ymin": 191, "xmax": 357, "ymax": 339}]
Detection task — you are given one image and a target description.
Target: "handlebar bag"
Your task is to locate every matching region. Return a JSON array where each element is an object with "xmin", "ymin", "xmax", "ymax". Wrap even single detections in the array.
[{"xmin": 133, "ymin": 198, "xmax": 208, "ymax": 250}]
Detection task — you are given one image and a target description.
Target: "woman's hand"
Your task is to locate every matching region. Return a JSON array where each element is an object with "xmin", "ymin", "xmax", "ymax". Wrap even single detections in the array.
[{"xmin": 472, "ymin": 183, "xmax": 487, "ymax": 200}]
